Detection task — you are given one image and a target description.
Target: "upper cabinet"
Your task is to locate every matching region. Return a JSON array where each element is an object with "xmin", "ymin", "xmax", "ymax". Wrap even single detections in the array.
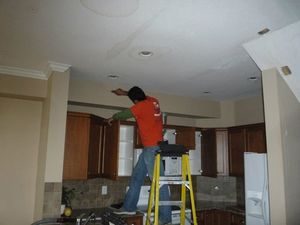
[
  {"xmin": 228, "ymin": 123, "xmax": 266, "ymax": 176},
  {"xmin": 245, "ymin": 124, "xmax": 266, "ymax": 153},
  {"xmin": 102, "ymin": 121, "xmax": 135, "ymax": 180},
  {"xmin": 201, "ymin": 128, "xmax": 217, "ymax": 177},
  {"xmin": 101, "ymin": 120, "xmax": 120, "ymax": 180},
  {"xmin": 63, "ymin": 112, "xmax": 104, "ymax": 180},
  {"xmin": 200, "ymin": 128, "xmax": 229, "ymax": 177},
  {"xmin": 164, "ymin": 125, "xmax": 196, "ymax": 149},
  {"xmin": 216, "ymin": 129, "xmax": 229, "ymax": 176}
]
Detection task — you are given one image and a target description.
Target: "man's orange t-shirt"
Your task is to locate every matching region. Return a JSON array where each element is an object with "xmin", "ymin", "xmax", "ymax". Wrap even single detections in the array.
[{"xmin": 130, "ymin": 96, "xmax": 163, "ymax": 147}]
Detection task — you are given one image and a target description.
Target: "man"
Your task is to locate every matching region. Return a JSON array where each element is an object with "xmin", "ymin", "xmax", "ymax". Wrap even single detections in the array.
[{"xmin": 107, "ymin": 86, "xmax": 172, "ymax": 225}]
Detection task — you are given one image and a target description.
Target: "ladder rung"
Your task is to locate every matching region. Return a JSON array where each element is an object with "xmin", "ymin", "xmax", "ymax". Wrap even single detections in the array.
[
  {"xmin": 159, "ymin": 176, "xmax": 183, "ymax": 181},
  {"xmin": 159, "ymin": 180, "xmax": 190, "ymax": 185},
  {"xmin": 158, "ymin": 200, "xmax": 182, "ymax": 206},
  {"xmin": 159, "ymin": 176, "xmax": 190, "ymax": 185}
]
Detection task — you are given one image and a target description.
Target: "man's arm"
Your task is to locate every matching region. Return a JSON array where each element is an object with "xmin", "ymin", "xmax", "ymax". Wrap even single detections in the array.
[
  {"xmin": 111, "ymin": 88, "xmax": 128, "ymax": 96},
  {"xmin": 107, "ymin": 108, "xmax": 134, "ymax": 125}
]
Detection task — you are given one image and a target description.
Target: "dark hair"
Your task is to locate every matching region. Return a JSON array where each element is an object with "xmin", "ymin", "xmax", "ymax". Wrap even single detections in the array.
[{"xmin": 128, "ymin": 86, "xmax": 146, "ymax": 102}]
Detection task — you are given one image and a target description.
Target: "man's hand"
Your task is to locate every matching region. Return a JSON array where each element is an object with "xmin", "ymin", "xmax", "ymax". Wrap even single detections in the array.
[
  {"xmin": 106, "ymin": 118, "xmax": 114, "ymax": 126},
  {"xmin": 111, "ymin": 88, "xmax": 128, "ymax": 96}
]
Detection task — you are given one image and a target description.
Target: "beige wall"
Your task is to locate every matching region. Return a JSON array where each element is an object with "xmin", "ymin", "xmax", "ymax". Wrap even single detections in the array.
[
  {"xmin": 278, "ymin": 71, "xmax": 300, "ymax": 225},
  {"xmin": 69, "ymin": 78, "xmax": 221, "ymax": 118},
  {"xmin": 44, "ymin": 71, "xmax": 70, "ymax": 182},
  {"xmin": 197, "ymin": 100, "xmax": 236, "ymax": 127},
  {"xmin": 0, "ymin": 74, "xmax": 47, "ymax": 99},
  {"xmin": 262, "ymin": 68, "xmax": 300, "ymax": 225},
  {"xmin": 235, "ymin": 95, "xmax": 264, "ymax": 126},
  {"xmin": 0, "ymin": 97, "xmax": 43, "ymax": 225},
  {"xmin": 196, "ymin": 96, "xmax": 264, "ymax": 128},
  {"xmin": 69, "ymin": 88, "xmax": 264, "ymax": 128},
  {"xmin": 0, "ymin": 71, "xmax": 70, "ymax": 222}
]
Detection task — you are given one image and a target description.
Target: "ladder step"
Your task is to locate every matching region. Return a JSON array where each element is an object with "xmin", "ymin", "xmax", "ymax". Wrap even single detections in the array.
[
  {"xmin": 159, "ymin": 176, "xmax": 184, "ymax": 181},
  {"xmin": 158, "ymin": 200, "xmax": 182, "ymax": 206},
  {"xmin": 159, "ymin": 177, "xmax": 190, "ymax": 185},
  {"xmin": 159, "ymin": 180, "xmax": 190, "ymax": 185}
]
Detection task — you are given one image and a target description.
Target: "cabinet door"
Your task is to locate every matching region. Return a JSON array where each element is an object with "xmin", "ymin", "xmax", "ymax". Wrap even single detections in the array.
[
  {"xmin": 201, "ymin": 129, "xmax": 217, "ymax": 177},
  {"xmin": 63, "ymin": 113, "xmax": 90, "ymax": 180},
  {"xmin": 102, "ymin": 120, "xmax": 120, "ymax": 180},
  {"xmin": 134, "ymin": 125, "xmax": 143, "ymax": 148},
  {"xmin": 204, "ymin": 210, "xmax": 215, "ymax": 225},
  {"xmin": 163, "ymin": 128, "xmax": 176, "ymax": 144},
  {"xmin": 216, "ymin": 129, "xmax": 229, "ymax": 176},
  {"xmin": 196, "ymin": 210, "xmax": 205, "ymax": 225},
  {"xmin": 118, "ymin": 125, "xmax": 134, "ymax": 176},
  {"xmin": 215, "ymin": 210, "xmax": 231, "ymax": 225},
  {"xmin": 231, "ymin": 213, "xmax": 245, "ymax": 225},
  {"xmin": 124, "ymin": 215, "xmax": 143, "ymax": 225},
  {"xmin": 175, "ymin": 126, "xmax": 196, "ymax": 150},
  {"xmin": 246, "ymin": 124, "xmax": 266, "ymax": 153},
  {"xmin": 189, "ymin": 131, "xmax": 202, "ymax": 175},
  {"xmin": 228, "ymin": 127, "xmax": 246, "ymax": 176},
  {"xmin": 87, "ymin": 116, "xmax": 103, "ymax": 178}
]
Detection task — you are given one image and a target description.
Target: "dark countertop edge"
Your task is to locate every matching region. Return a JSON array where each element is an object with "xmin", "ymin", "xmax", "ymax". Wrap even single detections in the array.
[{"xmin": 195, "ymin": 201, "xmax": 245, "ymax": 216}]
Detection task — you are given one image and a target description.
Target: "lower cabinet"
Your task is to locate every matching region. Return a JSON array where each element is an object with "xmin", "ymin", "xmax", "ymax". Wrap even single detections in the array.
[
  {"xmin": 123, "ymin": 214, "xmax": 143, "ymax": 225},
  {"xmin": 196, "ymin": 210, "xmax": 243, "ymax": 225},
  {"xmin": 230, "ymin": 213, "xmax": 245, "ymax": 225}
]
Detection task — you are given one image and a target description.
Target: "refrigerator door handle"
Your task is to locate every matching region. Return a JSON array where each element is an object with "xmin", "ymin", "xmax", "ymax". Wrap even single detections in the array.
[{"xmin": 262, "ymin": 158, "xmax": 269, "ymax": 225}]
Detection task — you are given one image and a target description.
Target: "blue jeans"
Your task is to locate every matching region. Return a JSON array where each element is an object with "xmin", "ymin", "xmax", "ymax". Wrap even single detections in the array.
[{"xmin": 123, "ymin": 146, "xmax": 172, "ymax": 224}]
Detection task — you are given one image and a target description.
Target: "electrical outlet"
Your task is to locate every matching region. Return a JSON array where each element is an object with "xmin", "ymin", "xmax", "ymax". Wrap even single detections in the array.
[{"xmin": 101, "ymin": 185, "xmax": 107, "ymax": 195}]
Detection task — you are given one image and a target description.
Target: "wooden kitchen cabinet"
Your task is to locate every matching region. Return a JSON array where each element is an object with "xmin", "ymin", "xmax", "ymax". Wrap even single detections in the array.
[
  {"xmin": 164, "ymin": 125, "xmax": 196, "ymax": 149},
  {"xmin": 228, "ymin": 123, "xmax": 266, "ymax": 176},
  {"xmin": 102, "ymin": 120, "xmax": 120, "ymax": 180},
  {"xmin": 228, "ymin": 127, "xmax": 246, "ymax": 177},
  {"xmin": 200, "ymin": 128, "xmax": 229, "ymax": 177},
  {"xmin": 196, "ymin": 210, "xmax": 205, "ymax": 225},
  {"xmin": 215, "ymin": 209, "xmax": 231, "ymax": 225},
  {"xmin": 63, "ymin": 112, "xmax": 104, "ymax": 180},
  {"xmin": 102, "ymin": 120, "xmax": 136, "ymax": 180},
  {"xmin": 245, "ymin": 123, "xmax": 266, "ymax": 153},
  {"xmin": 231, "ymin": 213, "xmax": 245, "ymax": 225},
  {"xmin": 216, "ymin": 129, "xmax": 229, "ymax": 176},
  {"xmin": 196, "ymin": 209, "xmax": 231, "ymax": 225},
  {"xmin": 123, "ymin": 214, "xmax": 143, "ymax": 225},
  {"xmin": 201, "ymin": 128, "xmax": 217, "ymax": 177}
]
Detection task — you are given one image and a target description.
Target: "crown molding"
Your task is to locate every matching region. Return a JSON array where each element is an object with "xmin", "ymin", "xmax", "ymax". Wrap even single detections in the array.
[
  {"xmin": 48, "ymin": 61, "xmax": 71, "ymax": 73},
  {"xmin": 0, "ymin": 62, "xmax": 72, "ymax": 80},
  {"xmin": 0, "ymin": 65, "xmax": 47, "ymax": 80}
]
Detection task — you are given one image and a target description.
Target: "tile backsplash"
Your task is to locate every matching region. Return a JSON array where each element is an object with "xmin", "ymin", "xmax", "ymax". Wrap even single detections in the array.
[
  {"xmin": 43, "ymin": 182, "xmax": 62, "ymax": 218},
  {"xmin": 63, "ymin": 177, "xmax": 130, "ymax": 209},
  {"xmin": 196, "ymin": 176, "xmax": 238, "ymax": 202},
  {"xmin": 43, "ymin": 175, "xmax": 244, "ymax": 218}
]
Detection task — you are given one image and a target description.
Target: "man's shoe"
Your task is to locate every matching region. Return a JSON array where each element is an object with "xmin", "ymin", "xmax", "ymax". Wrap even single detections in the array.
[{"xmin": 113, "ymin": 208, "xmax": 136, "ymax": 215}]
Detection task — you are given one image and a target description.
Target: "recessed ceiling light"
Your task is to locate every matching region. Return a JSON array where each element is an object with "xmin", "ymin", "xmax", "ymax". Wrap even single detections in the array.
[
  {"xmin": 258, "ymin": 28, "xmax": 270, "ymax": 35},
  {"xmin": 248, "ymin": 76, "xmax": 258, "ymax": 81},
  {"xmin": 107, "ymin": 74, "xmax": 119, "ymax": 79},
  {"xmin": 138, "ymin": 51, "xmax": 153, "ymax": 57}
]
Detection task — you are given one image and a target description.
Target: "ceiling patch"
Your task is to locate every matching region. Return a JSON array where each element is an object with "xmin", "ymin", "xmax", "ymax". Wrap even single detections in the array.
[
  {"xmin": 80, "ymin": 0, "xmax": 139, "ymax": 17},
  {"xmin": 281, "ymin": 66, "xmax": 291, "ymax": 76}
]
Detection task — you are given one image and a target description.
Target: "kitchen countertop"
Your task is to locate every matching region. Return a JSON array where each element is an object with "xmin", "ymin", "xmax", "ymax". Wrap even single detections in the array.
[
  {"xmin": 195, "ymin": 201, "xmax": 245, "ymax": 215},
  {"xmin": 68, "ymin": 201, "xmax": 245, "ymax": 221}
]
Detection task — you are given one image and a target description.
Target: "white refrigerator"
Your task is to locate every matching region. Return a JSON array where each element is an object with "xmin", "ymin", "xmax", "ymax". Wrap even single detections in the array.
[{"xmin": 244, "ymin": 152, "xmax": 270, "ymax": 225}]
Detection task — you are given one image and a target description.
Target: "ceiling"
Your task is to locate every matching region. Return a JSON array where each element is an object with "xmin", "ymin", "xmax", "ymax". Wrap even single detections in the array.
[{"xmin": 1, "ymin": 0, "xmax": 299, "ymax": 101}]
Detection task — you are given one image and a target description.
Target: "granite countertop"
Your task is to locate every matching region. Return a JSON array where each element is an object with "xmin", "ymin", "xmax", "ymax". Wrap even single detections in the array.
[
  {"xmin": 196, "ymin": 201, "xmax": 245, "ymax": 215},
  {"xmin": 68, "ymin": 201, "xmax": 245, "ymax": 221}
]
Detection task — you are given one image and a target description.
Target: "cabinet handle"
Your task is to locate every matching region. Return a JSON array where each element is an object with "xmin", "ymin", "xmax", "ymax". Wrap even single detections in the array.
[{"xmin": 173, "ymin": 132, "xmax": 177, "ymax": 135}]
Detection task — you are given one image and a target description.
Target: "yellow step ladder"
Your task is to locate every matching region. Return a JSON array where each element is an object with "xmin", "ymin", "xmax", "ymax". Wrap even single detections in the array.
[{"xmin": 146, "ymin": 144, "xmax": 198, "ymax": 225}]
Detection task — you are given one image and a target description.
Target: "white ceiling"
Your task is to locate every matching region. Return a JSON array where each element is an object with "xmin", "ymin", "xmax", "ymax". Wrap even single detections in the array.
[{"xmin": 1, "ymin": 0, "xmax": 299, "ymax": 100}]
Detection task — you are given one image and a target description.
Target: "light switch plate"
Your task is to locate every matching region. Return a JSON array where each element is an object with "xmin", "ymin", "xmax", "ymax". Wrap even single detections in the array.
[{"xmin": 101, "ymin": 185, "xmax": 108, "ymax": 195}]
